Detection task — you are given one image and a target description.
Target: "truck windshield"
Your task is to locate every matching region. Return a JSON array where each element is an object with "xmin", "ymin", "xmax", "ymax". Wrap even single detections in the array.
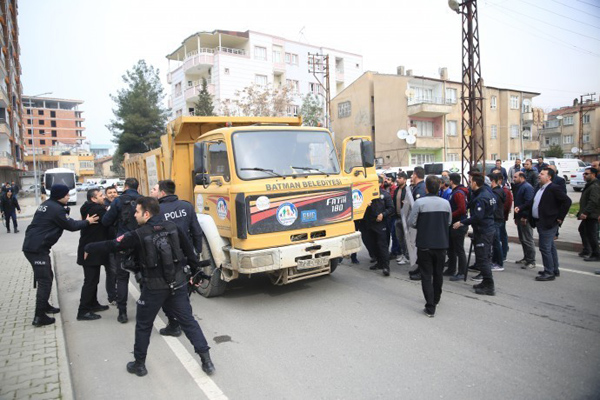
[
  {"xmin": 233, "ymin": 130, "xmax": 340, "ymax": 180},
  {"xmin": 45, "ymin": 173, "xmax": 75, "ymax": 190}
]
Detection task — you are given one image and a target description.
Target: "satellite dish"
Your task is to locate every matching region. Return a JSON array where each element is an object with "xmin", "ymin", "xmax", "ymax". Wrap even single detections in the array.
[
  {"xmin": 405, "ymin": 89, "xmax": 415, "ymax": 98},
  {"xmin": 571, "ymin": 147, "xmax": 580, "ymax": 154},
  {"xmin": 397, "ymin": 129, "xmax": 408, "ymax": 140},
  {"xmin": 406, "ymin": 135, "xmax": 417, "ymax": 145},
  {"xmin": 408, "ymin": 127, "xmax": 418, "ymax": 136}
]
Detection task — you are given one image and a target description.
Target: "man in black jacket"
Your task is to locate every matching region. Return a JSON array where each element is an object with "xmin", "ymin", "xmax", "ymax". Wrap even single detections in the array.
[
  {"xmin": 365, "ymin": 188, "xmax": 395, "ymax": 276},
  {"xmin": 489, "ymin": 173, "xmax": 506, "ymax": 272},
  {"xmin": 85, "ymin": 196, "xmax": 215, "ymax": 377},
  {"xmin": 408, "ymin": 176, "xmax": 452, "ymax": 317},
  {"xmin": 76, "ymin": 189, "xmax": 111, "ymax": 321},
  {"xmin": 1, "ymin": 190, "xmax": 20, "ymax": 233},
  {"xmin": 516, "ymin": 168, "xmax": 572, "ymax": 281},
  {"xmin": 101, "ymin": 177, "xmax": 141, "ymax": 323},
  {"xmin": 523, "ymin": 159, "xmax": 539, "ymax": 188},
  {"xmin": 22, "ymin": 184, "xmax": 99, "ymax": 327},
  {"xmin": 578, "ymin": 167, "xmax": 600, "ymax": 261}
]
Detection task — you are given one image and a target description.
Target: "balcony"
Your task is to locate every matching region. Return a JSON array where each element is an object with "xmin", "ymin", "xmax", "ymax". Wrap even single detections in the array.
[
  {"xmin": 336, "ymin": 69, "xmax": 344, "ymax": 82},
  {"xmin": 522, "ymin": 112, "xmax": 533, "ymax": 122},
  {"xmin": 184, "ymin": 80, "xmax": 215, "ymax": 102},
  {"xmin": 0, "ymin": 151, "xmax": 13, "ymax": 167},
  {"xmin": 0, "ymin": 119, "xmax": 8, "ymax": 137},
  {"xmin": 407, "ymin": 136, "xmax": 445, "ymax": 149},
  {"xmin": 541, "ymin": 126, "xmax": 561, "ymax": 135},
  {"xmin": 184, "ymin": 48, "xmax": 216, "ymax": 73},
  {"xmin": 273, "ymin": 62, "xmax": 286, "ymax": 75},
  {"xmin": 407, "ymin": 97, "xmax": 453, "ymax": 118}
]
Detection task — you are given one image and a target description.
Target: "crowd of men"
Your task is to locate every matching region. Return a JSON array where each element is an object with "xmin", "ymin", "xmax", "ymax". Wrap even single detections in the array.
[
  {"xmin": 21, "ymin": 178, "xmax": 215, "ymax": 377},
  {"xmin": 360, "ymin": 157, "xmax": 600, "ymax": 317}
]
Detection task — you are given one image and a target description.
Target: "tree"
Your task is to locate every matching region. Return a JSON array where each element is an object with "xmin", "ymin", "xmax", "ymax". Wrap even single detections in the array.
[
  {"xmin": 300, "ymin": 93, "xmax": 323, "ymax": 126},
  {"xmin": 194, "ymin": 78, "xmax": 215, "ymax": 116},
  {"xmin": 230, "ymin": 83, "xmax": 294, "ymax": 117},
  {"xmin": 544, "ymin": 145, "xmax": 564, "ymax": 158},
  {"xmin": 108, "ymin": 60, "xmax": 169, "ymax": 174}
]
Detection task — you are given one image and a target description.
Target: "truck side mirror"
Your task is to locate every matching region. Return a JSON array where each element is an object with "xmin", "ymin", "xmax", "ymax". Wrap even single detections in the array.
[
  {"xmin": 194, "ymin": 142, "xmax": 206, "ymax": 174},
  {"xmin": 194, "ymin": 173, "xmax": 211, "ymax": 187},
  {"xmin": 360, "ymin": 141, "xmax": 375, "ymax": 168}
]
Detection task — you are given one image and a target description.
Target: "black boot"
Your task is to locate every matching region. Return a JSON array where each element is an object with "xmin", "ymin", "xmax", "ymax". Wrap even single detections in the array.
[
  {"xmin": 45, "ymin": 304, "xmax": 61, "ymax": 314},
  {"xmin": 126, "ymin": 360, "xmax": 148, "ymax": 377},
  {"xmin": 118, "ymin": 310, "xmax": 128, "ymax": 324},
  {"xmin": 159, "ymin": 321, "xmax": 182, "ymax": 337},
  {"xmin": 32, "ymin": 313, "xmax": 55, "ymax": 327},
  {"xmin": 382, "ymin": 267, "xmax": 390, "ymax": 277},
  {"xmin": 199, "ymin": 351, "xmax": 215, "ymax": 375}
]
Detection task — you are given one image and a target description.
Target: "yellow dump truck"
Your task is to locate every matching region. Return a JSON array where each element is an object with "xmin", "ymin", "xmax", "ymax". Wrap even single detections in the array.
[{"xmin": 124, "ymin": 116, "xmax": 378, "ymax": 297}]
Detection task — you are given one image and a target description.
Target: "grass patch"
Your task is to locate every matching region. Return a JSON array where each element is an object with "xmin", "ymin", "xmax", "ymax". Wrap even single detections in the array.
[{"xmin": 568, "ymin": 202, "xmax": 579, "ymax": 217}]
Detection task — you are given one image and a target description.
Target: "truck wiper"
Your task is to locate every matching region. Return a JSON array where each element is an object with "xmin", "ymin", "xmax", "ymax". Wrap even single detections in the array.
[
  {"xmin": 291, "ymin": 166, "xmax": 330, "ymax": 177},
  {"xmin": 240, "ymin": 167, "xmax": 285, "ymax": 178}
]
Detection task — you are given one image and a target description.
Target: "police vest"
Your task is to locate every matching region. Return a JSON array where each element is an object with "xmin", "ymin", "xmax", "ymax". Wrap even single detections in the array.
[{"xmin": 135, "ymin": 221, "xmax": 187, "ymax": 290}]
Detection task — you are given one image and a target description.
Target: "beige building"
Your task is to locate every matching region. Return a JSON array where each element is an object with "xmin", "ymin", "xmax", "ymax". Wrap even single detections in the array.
[
  {"xmin": 94, "ymin": 155, "xmax": 116, "ymax": 178},
  {"xmin": 23, "ymin": 151, "xmax": 95, "ymax": 182},
  {"xmin": 331, "ymin": 68, "xmax": 540, "ymax": 168},
  {"xmin": 541, "ymin": 101, "xmax": 600, "ymax": 162}
]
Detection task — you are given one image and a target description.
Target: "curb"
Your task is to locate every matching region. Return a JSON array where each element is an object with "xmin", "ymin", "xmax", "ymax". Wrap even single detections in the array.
[
  {"xmin": 50, "ymin": 250, "xmax": 75, "ymax": 400},
  {"xmin": 507, "ymin": 235, "xmax": 582, "ymax": 253}
]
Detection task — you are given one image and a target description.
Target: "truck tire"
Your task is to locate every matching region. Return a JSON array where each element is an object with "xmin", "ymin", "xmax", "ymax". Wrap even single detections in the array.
[
  {"xmin": 330, "ymin": 257, "xmax": 340, "ymax": 273},
  {"xmin": 195, "ymin": 237, "xmax": 227, "ymax": 298}
]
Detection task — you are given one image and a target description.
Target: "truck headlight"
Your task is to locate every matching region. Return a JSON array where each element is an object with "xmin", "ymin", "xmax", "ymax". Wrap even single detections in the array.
[
  {"xmin": 240, "ymin": 254, "xmax": 274, "ymax": 269},
  {"xmin": 343, "ymin": 237, "xmax": 360, "ymax": 252}
]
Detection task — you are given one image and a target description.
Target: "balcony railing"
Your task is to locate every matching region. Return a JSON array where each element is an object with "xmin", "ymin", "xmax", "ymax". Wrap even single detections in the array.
[
  {"xmin": 408, "ymin": 96, "xmax": 455, "ymax": 106},
  {"xmin": 184, "ymin": 82, "xmax": 215, "ymax": 101},
  {"xmin": 0, "ymin": 151, "xmax": 14, "ymax": 166}
]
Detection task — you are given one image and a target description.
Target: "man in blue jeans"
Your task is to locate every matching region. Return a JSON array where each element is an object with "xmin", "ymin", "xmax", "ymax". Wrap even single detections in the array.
[{"xmin": 516, "ymin": 168, "xmax": 571, "ymax": 281}]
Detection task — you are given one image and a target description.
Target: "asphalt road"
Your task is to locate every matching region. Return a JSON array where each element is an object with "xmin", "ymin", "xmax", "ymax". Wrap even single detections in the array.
[{"xmin": 4, "ymin": 204, "xmax": 600, "ymax": 400}]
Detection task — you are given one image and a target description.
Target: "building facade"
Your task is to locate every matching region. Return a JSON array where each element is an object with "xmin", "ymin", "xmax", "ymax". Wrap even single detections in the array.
[
  {"xmin": 166, "ymin": 30, "xmax": 363, "ymax": 119},
  {"xmin": 331, "ymin": 68, "xmax": 540, "ymax": 168},
  {"xmin": 0, "ymin": 0, "xmax": 25, "ymax": 183},
  {"xmin": 541, "ymin": 100, "xmax": 600, "ymax": 162}
]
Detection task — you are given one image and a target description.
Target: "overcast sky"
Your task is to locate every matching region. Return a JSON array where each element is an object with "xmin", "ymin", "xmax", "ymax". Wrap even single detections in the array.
[{"xmin": 18, "ymin": 0, "xmax": 600, "ymax": 147}]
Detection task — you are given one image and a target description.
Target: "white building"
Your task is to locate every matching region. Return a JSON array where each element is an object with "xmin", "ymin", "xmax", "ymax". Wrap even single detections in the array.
[{"xmin": 166, "ymin": 30, "xmax": 363, "ymax": 118}]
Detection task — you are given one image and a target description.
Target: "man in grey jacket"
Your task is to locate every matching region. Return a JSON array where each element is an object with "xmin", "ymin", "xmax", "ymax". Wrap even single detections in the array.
[{"xmin": 408, "ymin": 176, "xmax": 452, "ymax": 317}]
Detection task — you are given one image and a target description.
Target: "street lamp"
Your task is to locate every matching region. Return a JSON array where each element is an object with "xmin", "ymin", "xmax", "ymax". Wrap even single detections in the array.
[{"xmin": 27, "ymin": 91, "xmax": 53, "ymax": 206}]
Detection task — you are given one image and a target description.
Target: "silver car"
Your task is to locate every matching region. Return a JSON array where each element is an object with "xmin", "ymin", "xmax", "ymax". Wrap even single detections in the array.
[{"xmin": 569, "ymin": 169, "xmax": 585, "ymax": 192}]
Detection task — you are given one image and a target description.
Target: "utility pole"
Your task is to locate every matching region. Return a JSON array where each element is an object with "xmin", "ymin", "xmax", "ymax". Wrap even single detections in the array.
[
  {"xmin": 578, "ymin": 93, "xmax": 596, "ymax": 160},
  {"xmin": 450, "ymin": 0, "xmax": 485, "ymax": 183},
  {"xmin": 308, "ymin": 53, "xmax": 331, "ymax": 129}
]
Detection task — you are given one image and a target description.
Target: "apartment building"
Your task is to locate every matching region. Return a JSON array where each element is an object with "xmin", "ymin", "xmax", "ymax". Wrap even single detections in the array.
[
  {"xmin": 331, "ymin": 68, "xmax": 540, "ymax": 167},
  {"xmin": 0, "ymin": 0, "xmax": 25, "ymax": 183},
  {"xmin": 541, "ymin": 100, "xmax": 600, "ymax": 162},
  {"xmin": 166, "ymin": 30, "xmax": 363, "ymax": 118}
]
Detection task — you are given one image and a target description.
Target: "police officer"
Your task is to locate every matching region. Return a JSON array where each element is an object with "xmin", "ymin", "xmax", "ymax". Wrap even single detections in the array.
[
  {"xmin": 84, "ymin": 196, "xmax": 215, "ymax": 377},
  {"xmin": 101, "ymin": 177, "xmax": 141, "ymax": 323},
  {"xmin": 452, "ymin": 174, "xmax": 497, "ymax": 295},
  {"xmin": 103, "ymin": 185, "xmax": 119, "ymax": 304},
  {"xmin": 22, "ymin": 184, "xmax": 99, "ymax": 327},
  {"xmin": 154, "ymin": 179, "xmax": 203, "ymax": 337},
  {"xmin": 365, "ymin": 185, "xmax": 395, "ymax": 276}
]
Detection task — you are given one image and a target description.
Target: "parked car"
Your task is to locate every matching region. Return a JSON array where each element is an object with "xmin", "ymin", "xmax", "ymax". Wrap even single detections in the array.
[
  {"xmin": 570, "ymin": 169, "xmax": 585, "ymax": 192},
  {"xmin": 546, "ymin": 158, "xmax": 587, "ymax": 183},
  {"xmin": 115, "ymin": 180, "xmax": 125, "ymax": 194},
  {"xmin": 23, "ymin": 184, "xmax": 42, "ymax": 194}
]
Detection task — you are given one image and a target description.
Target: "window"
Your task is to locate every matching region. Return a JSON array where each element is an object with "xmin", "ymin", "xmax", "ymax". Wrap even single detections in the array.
[
  {"xmin": 414, "ymin": 120, "xmax": 433, "ymax": 137},
  {"xmin": 38, "ymin": 110, "xmax": 44, "ymax": 116},
  {"xmin": 491, "ymin": 153, "xmax": 498, "ymax": 160},
  {"xmin": 344, "ymin": 139, "xmax": 363, "ymax": 173},
  {"xmin": 272, "ymin": 47, "xmax": 282, "ymax": 63},
  {"xmin": 447, "ymin": 153, "xmax": 459, "ymax": 161},
  {"xmin": 51, "ymin": 130, "xmax": 57, "ymax": 137},
  {"xmin": 52, "ymin": 140, "xmax": 57, "ymax": 145},
  {"xmin": 563, "ymin": 116, "xmax": 574, "ymax": 125},
  {"xmin": 51, "ymin": 120, "xmax": 56, "ymax": 127},
  {"xmin": 291, "ymin": 54, "xmax": 299, "ymax": 65},
  {"xmin": 26, "ymin": 109, "xmax": 31, "ymax": 115},
  {"xmin": 174, "ymin": 82, "xmax": 182, "ymax": 97},
  {"xmin": 288, "ymin": 105, "xmax": 299, "ymax": 116},
  {"xmin": 510, "ymin": 96, "xmax": 519, "ymax": 110},
  {"xmin": 80, "ymin": 161, "xmax": 94, "ymax": 169},
  {"xmin": 509, "ymin": 153, "xmax": 519, "ymax": 160},
  {"xmin": 522, "ymin": 100, "xmax": 531, "ymax": 113},
  {"xmin": 546, "ymin": 119, "xmax": 560, "ymax": 128},
  {"xmin": 446, "ymin": 120, "xmax": 457, "ymax": 136},
  {"xmin": 411, "ymin": 153, "xmax": 435, "ymax": 165},
  {"xmin": 584, "ymin": 134, "xmax": 590, "ymax": 143},
  {"xmin": 522, "ymin": 129, "xmax": 531, "ymax": 140},
  {"xmin": 39, "ymin": 120, "xmax": 45, "ymax": 125},
  {"xmin": 563, "ymin": 135, "xmax": 573, "ymax": 144},
  {"xmin": 338, "ymin": 101, "xmax": 351, "ymax": 118},
  {"xmin": 413, "ymin": 87, "xmax": 433, "ymax": 102},
  {"xmin": 445, "ymin": 88, "xmax": 457, "ymax": 104},
  {"xmin": 285, "ymin": 53, "xmax": 299, "ymax": 65},
  {"xmin": 510, "ymin": 125, "xmax": 519, "ymax": 138},
  {"xmin": 254, "ymin": 46, "xmax": 267, "ymax": 61},
  {"xmin": 286, "ymin": 79, "xmax": 299, "ymax": 93},
  {"xmin": 544, "ymin": 136, "xmax": 550, "ymax": 146},
  {"xmin": 583, "ymin": 114, "xmax": 590, "ymax": 124},
  {"xmin": 207, "ymin": 141, "xmax": 230, "ymax": 180},
  {"xmin": 255, "ymin": 74, "xmax": 268, "ymax": 86},
  {"xmin": 224, "ymin": 68, "xmax": 230, "ymax": 75},
  {"xmin": 27, "ymin": 119, "xmax": 31, "ymax": 124},
  {"xmin": 50, "ymin": 111, "xmax": 56, "ymax": 118},
  {"xmin": 28, "ymin": 139, "xmax": 32, "ymax": 145},
  {"xmin": 309, "ymin": 82, "xmax": 321, "ymax": 95},
  {"xmin": 491, "ymin": 125, "xmax": 497, "ymax": 139},
  {"xmin": 490, "ymin": 96, "xmax": 497, "ymax": 109},
  {"xmin": 40, "ymin": 139, "xmax": 46, "ymax": 145},
  {"xmin": 39, "ymin": 129, "xmax": 45, "ymax": 135}
]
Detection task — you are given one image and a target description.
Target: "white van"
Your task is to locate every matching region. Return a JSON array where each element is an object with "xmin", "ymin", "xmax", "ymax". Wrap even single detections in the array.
[{"xmin": 545, "ymin": 158, "xmax": 587, "ymax": 183}]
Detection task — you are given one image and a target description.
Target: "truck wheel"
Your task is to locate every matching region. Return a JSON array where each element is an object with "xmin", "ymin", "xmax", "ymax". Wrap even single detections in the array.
[
  {"xmin": 573, "ymin": 187, "xmax": 582, "ymax": 192},
  {"xmin": 330, "ymin": 258, "xmax": 340, "ymax": 273},
  {"xmin": 195, "ymin": 237, "xmax": 227, "ymax": 298}
]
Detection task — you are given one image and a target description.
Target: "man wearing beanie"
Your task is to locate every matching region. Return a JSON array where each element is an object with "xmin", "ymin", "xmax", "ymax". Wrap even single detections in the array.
[{"xmin": 22, "ymin": 184, "xmax": 99, "ymax": 327}]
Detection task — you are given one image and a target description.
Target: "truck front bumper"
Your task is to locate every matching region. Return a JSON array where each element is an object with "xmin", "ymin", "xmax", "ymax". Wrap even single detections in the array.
[{"xmin": 228, "ymin": 231, "xmax": 361, "ymax": 274}]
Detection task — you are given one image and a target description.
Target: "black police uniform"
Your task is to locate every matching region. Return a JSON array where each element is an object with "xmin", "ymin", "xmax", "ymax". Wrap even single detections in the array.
[
  {"xmin": 158, "ymin": 194, "xmax": 203, "ymax": 253},
  {"xmin": 363, "ymin": 190, "xmax": 395, "ymax": 274},
  {"xmin": 461, "ymin": 185, "xmax": 497, "ymax": 293},
  {"xmin": 22, "ymin": 199, "xmax": 89, "ymax": 324},
  {"xmin": 101, "ymin": 188, "xmax": 141, "ymax": 318},
  {"xmin": 85, "ymin": 216, "xmax": 214, "ymax": 375},
  {"xmin": 103, "ymin": 197, "xmax": 118, "ymax": 303}
]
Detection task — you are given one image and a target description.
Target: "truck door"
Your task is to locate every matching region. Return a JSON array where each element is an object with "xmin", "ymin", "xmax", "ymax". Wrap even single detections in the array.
[{"xmin": 341, "ymin": 136, "xmax": 379, "ymax": 221}]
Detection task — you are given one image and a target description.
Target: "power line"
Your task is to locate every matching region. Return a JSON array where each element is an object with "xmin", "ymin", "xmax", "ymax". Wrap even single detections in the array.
[
  {"xmin": 549, "ymin": 0, "xmax": 600, "ymax": 18},
  {"xmin": 482, "ymin": 9, "xmax": 600, "ymax": 57},
  {"xmin": 489, "ymin": 2, "xmax": 600, "ymax": 42},
  {"xmin": 518, "ymin": 0, "xmax": 600, "ymax": 29},
  {"xmin": 577, "ymin": 0, "xmax": 600, "ymax": 9}
]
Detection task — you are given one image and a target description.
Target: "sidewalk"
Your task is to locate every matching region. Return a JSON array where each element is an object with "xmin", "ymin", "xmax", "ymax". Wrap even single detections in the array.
[
  {"xmin": 505, "ymin": 215, "xmax": 583, "ymax": 253},
  {"xmin": 0, "ymin": 250, "xmax": 73, "ymax": 400}
]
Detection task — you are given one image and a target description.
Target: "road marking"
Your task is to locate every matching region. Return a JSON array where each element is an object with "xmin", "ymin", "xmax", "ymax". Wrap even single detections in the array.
[
  {"xmin": 129, "ymin": 283, "xmax": 228, "ymax": 400},
  {"xmin": 559, "ymin": 268, "xmax": 600, "ymax": 277}
]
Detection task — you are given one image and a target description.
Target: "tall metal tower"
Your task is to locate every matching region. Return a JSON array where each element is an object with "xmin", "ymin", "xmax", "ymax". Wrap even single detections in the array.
[
  {"xmin": 450, "ymin": 0, "xmax": 485, "ymax": 182},
  {"xmin": 308, "ymin": 53, "xmax": 331, "ymax": 129}
]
